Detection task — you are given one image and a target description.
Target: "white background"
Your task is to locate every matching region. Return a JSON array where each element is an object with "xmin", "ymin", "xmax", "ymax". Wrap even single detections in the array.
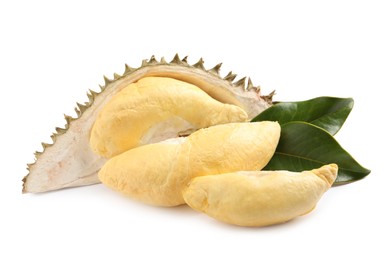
[{"xmin": 1, "ymin": 0, "xmax": 389, "ymax": 259}]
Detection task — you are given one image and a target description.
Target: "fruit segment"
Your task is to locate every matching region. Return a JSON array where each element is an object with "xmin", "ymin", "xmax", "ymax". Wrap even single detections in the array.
[
  {"xmin": 98, "ymin": 122, "xmax": 281, "ymax": 206},
  {"xmin": 90, "ymin": 77, "xmax": 248, "ymax": 158},
  {"xmin": 183, "ymin": 164, "xmax": 338, "ymax": 226}
]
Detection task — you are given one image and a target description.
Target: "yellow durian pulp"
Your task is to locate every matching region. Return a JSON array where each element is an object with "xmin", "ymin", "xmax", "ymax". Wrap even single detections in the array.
[
  {"xmin": 183, "ymin": 164, "xmax": 338, "ymax": 227},
  {"xmin": 90, "ymin": 77, "xmax": 248, "ymax": 158},
  {"xmin": 98, "ymin": 122, "xmax": 281, "ymax": 206}
]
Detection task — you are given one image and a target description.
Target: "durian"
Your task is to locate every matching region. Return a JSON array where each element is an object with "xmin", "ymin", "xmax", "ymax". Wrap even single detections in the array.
[
  {"xmin": 23, "ymin": 54, "xmax": 274, "ymax": 193},
  {"xmin": 183, "ymin": 164, "xmax": 338, "ymax": 226},
  {"xmin": 90, "ymin": 77, "xmax": 248, "ymax": 158},
  {"xmin": 98, "ymin": 122, "xmax": 281, "ymax": 206}
]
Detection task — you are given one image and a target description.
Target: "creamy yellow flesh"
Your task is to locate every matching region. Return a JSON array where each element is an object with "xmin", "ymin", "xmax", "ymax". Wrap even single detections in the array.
[
  {"xmin": 98, "ymin": 122, "xmax": 281, "ymax": 206},
  {"xmin": 90, "ymin": 77, "xmax": 248, "ymax": 158},
  {"xmin": 183, "ymin": 164, "xmax": 338, "ymax": 227},
  {"xmin": 91, "ymin": 76, "xmax": 337, "ymax": 227}
]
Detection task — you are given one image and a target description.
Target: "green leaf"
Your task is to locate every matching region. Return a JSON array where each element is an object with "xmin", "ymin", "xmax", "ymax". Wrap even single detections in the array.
[
  {"xmin": 252, "ymin": 96, "xmax": 354, "ymax": 135},
  {"xmin": 264, "ymin": 122, "xmax": 370, "ymax": 185}
]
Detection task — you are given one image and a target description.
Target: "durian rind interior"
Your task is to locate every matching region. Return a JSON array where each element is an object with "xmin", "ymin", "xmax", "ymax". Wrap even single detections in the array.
[{"xmin": 23, "ymin": 55, "xmax": 273, "ymax": 194}]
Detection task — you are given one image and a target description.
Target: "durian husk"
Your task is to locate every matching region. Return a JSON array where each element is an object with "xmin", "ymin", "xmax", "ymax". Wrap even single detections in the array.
[{"xmin": 23, "ymin": 54, "xmax": 274, "ymax": 193}]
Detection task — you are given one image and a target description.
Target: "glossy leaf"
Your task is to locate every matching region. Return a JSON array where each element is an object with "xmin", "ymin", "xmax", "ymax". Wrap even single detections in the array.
[
  {"xmin": 252, "ymin": 97, "xmax": 354, "ymax": 135},
  {"xmin": 264, "ymin": 122, "xmax": 370, "ymax": 185}
]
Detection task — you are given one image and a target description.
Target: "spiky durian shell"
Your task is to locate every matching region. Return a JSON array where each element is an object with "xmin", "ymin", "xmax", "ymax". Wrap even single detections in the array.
[{"xmin": 23, "ymin": 54, "xmax": 274, "ymax": 193}]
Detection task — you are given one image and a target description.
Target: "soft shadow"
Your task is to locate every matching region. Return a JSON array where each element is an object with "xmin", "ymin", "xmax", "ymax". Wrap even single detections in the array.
[
  {"xmin": 23, "ymin": 184, "xmax": 315, "ymax": 231},
  {"xmin": 22, "ymin": 183, "xmax": 101, "ymax": 196},
  {"xmin": 198, "ymin": 213, "xmax": 311, "ymax": 232}
]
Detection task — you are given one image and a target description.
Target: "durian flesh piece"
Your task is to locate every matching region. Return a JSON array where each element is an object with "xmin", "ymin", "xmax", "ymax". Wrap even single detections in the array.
[
  {"xmin": 90, "ymin": 77, "xmax": 248, "ymax": 158},
  {"xmin": 98, "ymin": 122, "xmax": 281, "ymax": 206},
  {"xmin": 23, "ymin": 55, "xmax": 274, "ymax": 193},
  {"xmin": 183, "ymin": 164, "xmax": 338, "ymax": 227}
]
